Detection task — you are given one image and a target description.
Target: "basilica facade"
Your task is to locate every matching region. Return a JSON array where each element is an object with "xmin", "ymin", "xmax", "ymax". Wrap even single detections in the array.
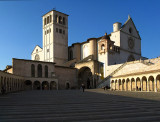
[{"xmin": 1, "ymin": 10, "xmax": 159, "ymax": 94}]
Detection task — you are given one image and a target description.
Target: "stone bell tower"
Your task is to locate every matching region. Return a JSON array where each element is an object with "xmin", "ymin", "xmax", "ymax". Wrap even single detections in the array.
[{"xmin": 42, "ymin": 10, "xmax": 68, "ymax": 65}]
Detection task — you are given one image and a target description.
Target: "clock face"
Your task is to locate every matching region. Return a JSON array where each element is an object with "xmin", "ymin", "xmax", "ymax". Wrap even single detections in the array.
[{"xmin": 128, "ymin": 38, "xmax": 134, "ymax": 49}]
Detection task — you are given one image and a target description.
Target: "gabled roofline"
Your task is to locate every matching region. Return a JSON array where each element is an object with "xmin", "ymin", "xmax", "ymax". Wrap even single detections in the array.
[
  {"xmin": 42, "ymin": 10, "xmax": 69, "ymax": 17},
  {"xmin": 31, "ymin": 45, "xmax": 43, "ymax": 54},
  {"xmin": 120, "ymin": 17, "xmax": 141, "ymax": 40},
  {"xmin": 12, "ymin": 58, "xmax": 56, "ymax": 64}
]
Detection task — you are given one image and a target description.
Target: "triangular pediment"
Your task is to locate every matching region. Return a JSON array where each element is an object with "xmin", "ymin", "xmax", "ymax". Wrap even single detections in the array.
[
  {"xmin": 31, "ymin": 45, "xmax": 43, "ymax": 54},
  {"xmin": 120, "ymin": 17, "xmax": 141, "ymax": 39}
]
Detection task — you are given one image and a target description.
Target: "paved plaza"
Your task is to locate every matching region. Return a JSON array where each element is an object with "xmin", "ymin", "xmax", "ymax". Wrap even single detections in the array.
[{"xmin": 1, "ymin": 89, "xmax": 160, "ymax": 121}]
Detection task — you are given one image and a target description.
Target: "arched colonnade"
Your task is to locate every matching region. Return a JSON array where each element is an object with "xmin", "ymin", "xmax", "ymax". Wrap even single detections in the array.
[{"xmin": 111, "ymin": 74, "xmax": 160, "ymax": 92}]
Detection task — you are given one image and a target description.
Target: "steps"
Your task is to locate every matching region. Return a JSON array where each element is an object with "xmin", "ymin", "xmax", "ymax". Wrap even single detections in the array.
[{"xmin": 1, "ymin": 90, "xmax": 160, "ymax": 121}]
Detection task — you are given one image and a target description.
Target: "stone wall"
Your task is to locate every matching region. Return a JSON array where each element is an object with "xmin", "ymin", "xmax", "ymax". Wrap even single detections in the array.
[{"xmin": 55, "ymin": 66, "xmax": 78, "ymax": 89}]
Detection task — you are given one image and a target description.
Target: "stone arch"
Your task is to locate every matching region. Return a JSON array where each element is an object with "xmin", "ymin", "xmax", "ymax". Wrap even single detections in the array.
[
  {"xmin": 148, "ymin": 76, "xmax": 154, "ymax": 91},
  {"xmin": 50, "ymin": 81, "xmax": 57, "ymax": 90},
  {"xmin": 136, "ymin": 77, "xmax": 141, "ymax": 91},
  {"xmin": 126, "ymin": 78, "xmax": 130, "ymax": 91},
  {"xmin": 101, "ymin": 44, "xmax": 105, "ymax": 50},
  {"xmin": 33, "ymin": 81, "xmax": 41, "ymax": 90},
  {"xmin": 78, "ymin": 66, "xmax": 93, "ymax": 89},
  {"xmin": 122, "ymin": 79, "xmax": 125, "ymax": 91},
  {"xmin": 142, "ymin": 76, "xmax": 147, "ymax": 91},
  {"xmin": 59, "ymin": 16, "xmax": 62, "ymax": 24},
  {"xmin": 24, "ymin": 80, "xmax": 32, "ymax": 90},
  {"xmin": 42, "ymin": 81, "xmax": 49, "ymax": 90},
  {"xmin": 35, "ymin": 54, "xmax": 40, "ymax": 61},
  {"xmin": 111, "ymin": 80, "xmax": 114, "ymax": 90},
  {"xmin": 156, "ymin": 75, "xmax": 160, "ymax": 92},
  {"xmin": 131, "ymin": 78, "xmax": 135, "ymax": 91}
]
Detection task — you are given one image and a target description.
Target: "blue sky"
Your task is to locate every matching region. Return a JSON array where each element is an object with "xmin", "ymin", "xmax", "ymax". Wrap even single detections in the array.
[{"xmin": 0, "ymin": 0, "xmax": 160, "ymax": 70}]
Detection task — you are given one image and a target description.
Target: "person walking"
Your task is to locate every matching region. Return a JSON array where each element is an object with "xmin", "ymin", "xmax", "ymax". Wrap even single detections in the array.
[{"xmin": 81, "ymin": 84, "xmax": 85, "ymax": 92}]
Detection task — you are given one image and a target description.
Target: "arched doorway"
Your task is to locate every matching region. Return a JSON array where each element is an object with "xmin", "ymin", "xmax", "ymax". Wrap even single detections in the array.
[
  {"xmin": 24, "ymin": 80, "xmax": 32, "ymax": 90},
  {"xmin": 33, "ymin": 81, "xmax": 40, "ymax": 90},
  {"xmin": 122, "ymin": 79, "xmax": 125, "ymax": 91},
  {"xmin": 111, "ymin": 80, "xmax": 114, "ymax": 90},
  {"xmin": 50, "ymin": 81, "xmax": 57, "ymax": 90},
  {"xmin": 156, "ymin": 75, "xmax": 160, "ymax": 92},
  {"xmin": 136, "ymin": 77, "xmax": 141, "ymax": 91},
  {"xmin": 131, "ymin": 78, "xmax": 135, "ymax": 91},
  {"xmin": 142, "ymin": 76, "xmax": 147, "ymax": 91},
  {"xmin": 42, "ymin": 81, "xmax": 49, "ymax": 90},
  {"xmin": 78, "ymin": 67, "xmax": 93, "ymax": 89},
  {"xmin": 126, "ymin": 78, "xmax": 130, "ymax": 91},
  {"xmin": 148, "ymin": 76, "xmax": 154, "ymax": 91}
]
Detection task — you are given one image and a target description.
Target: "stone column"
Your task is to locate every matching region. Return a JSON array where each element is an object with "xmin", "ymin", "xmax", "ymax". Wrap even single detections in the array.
[
  {"xmin": 135, "ymin": 80, "xmax": 137, "ymax": 91},
  {"xmin": 126, "ymin": 81, "xmax": 127, "ymax": 91},
  {"xmin": 147, "ymin": 81, "xmax": 150, "ymax": 92},
  {"xmin": 118, "ymin": 81, "xmax": 120, "ymax": 91},
  {"xmin": 155, "ymin": 80, "xmax": 157, "ymax": 92},
  {"xmin": 141, "ymin": 80, "xmax": 143, "ymax": 91},
  {"xmin": 130, "ymin": 81, "xmax": 132, "ymax": 91}
]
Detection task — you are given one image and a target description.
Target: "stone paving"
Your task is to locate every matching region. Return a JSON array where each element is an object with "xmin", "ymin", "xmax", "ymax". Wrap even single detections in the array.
[{"xmin": 1, "ymin": 89, "xmax": 160, "ymax": 121}]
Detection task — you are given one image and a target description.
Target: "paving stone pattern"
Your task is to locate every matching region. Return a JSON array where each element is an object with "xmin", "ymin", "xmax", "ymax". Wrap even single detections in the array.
[{"xmin": 1, "ymin": 90, "xmax": 160, "ymax": 122}]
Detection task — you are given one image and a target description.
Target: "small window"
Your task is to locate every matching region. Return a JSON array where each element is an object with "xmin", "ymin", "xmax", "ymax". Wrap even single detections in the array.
[
  {"xmin": 63, "ymin": 30, "xmax": 65, "ymax": 35},
  {"xmin": 129, "ymin": 27, "xmax": 132, "ymax": 33},
  {"xmin": 59, "ymin": 29, "xmax": 62, "ymax": 33},
  {"xmin": 47, "ymin": 30, "xmax": 49, "ymax": 34},
  {"xmin": 50, "ymin": 15, "xmax": 52, "ymax": 23},
  {"xmin": 44, "ymin": 18, "xmax": 46, "ymax": 25},
  {"xmin": 47, "ymin": 49, "xmax": 49, "ymax": 52},
  {"xmin": 101, "ymin": 44, "xmax": 105, "ymax": 50},
  {"xmin": 36, "ymin": 49, "xmax": 38, "ymax": 52},
  {"xmin": 59, "ymin": 16, "xmax": 62, "ymax": 24},
  {"xmin": 56, "ymin": 28, "xmax": 58, "ymax": 32},
  {"xmin": 47, "ymin": 16, "xmax": 49, "ymax": 24},
  {"xmin": 63, "ymin": 17, "xmax": 65, "ymax": 25},
  {"xmin": 55, "ymin": 15, "xmax": 58, "ymax": 23}
]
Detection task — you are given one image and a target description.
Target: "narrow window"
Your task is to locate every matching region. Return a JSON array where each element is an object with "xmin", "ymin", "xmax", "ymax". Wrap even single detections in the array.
[
  {"xmin": 63, "ymin": 17, "xmax": 65, "ymax": 25},
  {"xmin": 59, "ymin": 16, "xmax": 62, "ymax": 24},
  {"xmin": 101, "ymin": 44, "xmax": 105, "ymax": 50},
  {"xmin": 31, "ymin": 64, "xmax": 35, "ymax": 77},
  {"xmin": 37, "ymin": 64, "xmax": 42, "ymax": 77},
  {"xmin": 55, "ymin": 15, "xmax": 58, "ymax": 23},
  {"xmin": 45, "ymin": 65, "xmax": 48, "ymax": 78},
  {"xmin": 50, "ymin": 15, "xmax": 52, "ymax": 23},
  {"xmin": 56, "ymin": 28, "xmax": 58, "ymax": 32},
  {"xmin": 47, "ymin": 16, "xmax": 49, "ymax": 24},
  {"xmin": 59, "ymin": 29, "xmax": 62, "ymax": 33},
  {"xmin": 44, "ymin": 18, "xmax": 46, "ymax": 25},
  {"xmin": 63, "ymin": 30, "xmax": 65, "ymax": 35}
]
